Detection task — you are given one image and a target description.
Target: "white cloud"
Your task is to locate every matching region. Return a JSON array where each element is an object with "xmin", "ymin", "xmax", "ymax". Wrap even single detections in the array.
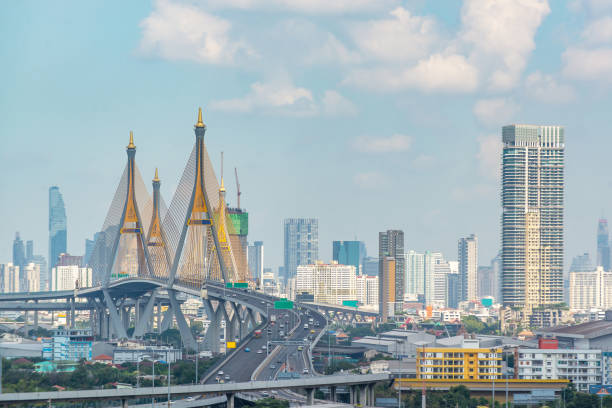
[
  {"xmin": 563, "ymin": 47, "xmax": 612, "ymax": 81},
  {"xmin": 583, "ymin": 17, "xmax": 612, "ymax": 43},
  {"xmin": 349, "ymin": 7, "xmax": 438, "ymax": 62},
  {"xmin": 476, "ymin": 135, "xmax": 501, "ymax": 180},
  {"xmin": 204, "ymin": 0, "xmax": 397, "ymax": 13},
  {"xmin": 211, "ymin": 81, "xmax": 316, "ymax": 116},
  {"xmin": 525, "ymin": 71, "xmax": 575, "ymax": 103},
  {"xmin": 344, "ymin": 54, "xmax": 478, "ymax": 93},
  {"xmin": 139, "ymin": 0, "xmax": 252, "ymax": 64},
  {"xmin": 570, "ymin": 0, "xmax": 612, "ymax": 13},
  {"xmin": 211, "ymin": 82, "xmax": 355, "ymax": 117},
  {"xmin": 321, "ymin": 90, "xmax": 358, "ymax": 116},
  {"xmin": 460, "ymin": 0, "xmax": 551, "ymax": 90},
  {"xmin": 353, "ymin": 171, "xmax": 390, "ymax": 189},
  {"xmin": 473, "ymin": 98, "xmax": 518, "ymax": 127},
  {"xmin": 352, "ymin": 134, "xmax": 413, "ymax": 153}
]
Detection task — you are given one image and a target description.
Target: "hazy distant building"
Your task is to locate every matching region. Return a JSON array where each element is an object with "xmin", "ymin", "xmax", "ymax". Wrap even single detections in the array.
[
  {"xmin": 433, "ymin": 256, "xmax": 457, "ymax": 307},
  {"xmin": 13, "ymin": 232, "xmax": 26, "ymax": 287},
  {"xmin": 0, "ymin": 263, "xmax": 20, "ymax": 293},
  {"xmin": 458, "ymin": 234, "xmax": 478, "ymax": 301},
  {"xmin": 83, "ymin": 237, "xmax": 96, "ymax": 267},
  {"xmin": 24, "ymin": 263, "xmax": 40, "ymax": 292},
  {"xmin": 501, "ymin": 125, "xmax": 564, "ymax": 311},
  {"xmin": 598, "ymin": 218, "xmax": 610, "ymax": 271},
  {"xmin": 362, "ymin": 256, "xmax": 379, "ymax": 276},
  {"xmin": 478, "ymin": 266, "xmax": 495, "ymax": 298},
  {"xmin": 248, "ymin": 241, "xmax": 264, "ymax": 282},
  {"xmin": 379, "ymin": 230, "xmax": 404, "ymax": 314},
  {"xmin": 446, "ymin": 273, "xmax": 460, "ymax": 309},
  {"xmin": 49, "ymin": 186, "xmax": 67, "ymax": 283},
  {"xmin": 333, "ymin": 241, "xmax": 366, "ymax": 274},
  {"xmin": 570, "ymin": 253, "xmax": 593, "ymax": 273},
  {"xmin": 283, "ymin": 218, "xmax": 318, "ymax": 283}
]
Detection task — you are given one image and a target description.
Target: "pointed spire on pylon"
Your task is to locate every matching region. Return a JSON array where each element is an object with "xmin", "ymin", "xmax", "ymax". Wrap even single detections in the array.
[
  {"xmin": 127, "ymin": 131, "xmax": 135, "ymax": 149},
  {"xmin": 220, "ymin": 176, "xmax": 226, "ymax": 192},
  {"xmin": 195, "ymin": 107, "xmax": 205, "ymax": 128},
  {"xmin": 153, "ymin": 167, "xmax": 160, "ymax": 182}
]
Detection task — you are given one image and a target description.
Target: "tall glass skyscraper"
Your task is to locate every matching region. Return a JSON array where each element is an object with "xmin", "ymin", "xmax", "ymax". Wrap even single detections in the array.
[
  {"xmin": 501, "ymin": 125, "xmax": 564, "ymax": 312},
  {"xmin": 332, "ymin": 241, "xmax": 366, "ymax": 274},
  {"xmin": 597, "ymin": 218, "xmax": 610, "ymax": 271},
  {"xmin": 49, "ymin": 186, "xmax": 67, "ymax": 285},
  {"xmin": 283, "ymin": 219, "xmax": 318, "ymax": 283}
]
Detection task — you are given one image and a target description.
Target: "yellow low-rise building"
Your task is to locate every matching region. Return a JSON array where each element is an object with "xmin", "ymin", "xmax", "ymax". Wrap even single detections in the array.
[{"xmin": 417, "ymin": 339, "xmax": 502, "ymax": 380}]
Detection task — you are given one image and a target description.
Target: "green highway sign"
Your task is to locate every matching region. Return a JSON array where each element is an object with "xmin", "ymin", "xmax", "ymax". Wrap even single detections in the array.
[
  {"xmin": 342, "ymin": 300, "xmax": 358, "ymax": 308},
  {"xmin": 234, "ymin": 282, "xmax": 248, "ymax": 289},
  {"xmin": 226, "ymin": 282, "xmax": 233, "ymax": 288},
  {"xmin": 274, "ymin": 300, "xmax": 294, "ymax": 309}
]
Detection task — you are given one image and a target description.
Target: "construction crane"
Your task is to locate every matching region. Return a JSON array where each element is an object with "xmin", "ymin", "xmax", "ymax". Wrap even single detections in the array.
[{"xmin": 234, "ymin": 167, "xmax": 241, "ymax": 209}]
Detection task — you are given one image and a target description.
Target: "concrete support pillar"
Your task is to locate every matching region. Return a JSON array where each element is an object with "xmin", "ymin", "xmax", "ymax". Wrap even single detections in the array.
[
  {"xmin": 70, "ymin": 298, "xmax": 76, "ymax": 328},
  {"xmin": 330, "ymin": 386, "xmax": 337, "ymax": 402},
  {"xmin": 135, "ymin": 298, "xmax": 141, "ymax": 326},
  {"xmin": 349, "ymin": 386, "xmax": 356, "ymax": 405},
  {"xmin": 305, "ymin": 388, "xmax": 315, "ymax": 405},
  {"xmin": 226, "ymin": 393, "xmax": 234, "ymax": 408},
  {"xmin": 368, "ymin": 383, "xmax": 375, "ymax": 407},
  {"xmin": 121, "ymin": 398, "xmax": 128, "ymax": 408},
  {"xmin": 34, "ymin": 300, "xmax": 39, "ymax": 328},
  {"xmin": 360, "ymin": 385, "xmax": 367, "ymax": 407}
]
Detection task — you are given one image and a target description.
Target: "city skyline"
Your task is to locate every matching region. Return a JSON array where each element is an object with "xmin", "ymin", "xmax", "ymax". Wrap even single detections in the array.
[{"xmin": 3, "ymin": 1, "xmax": 612, "ymax": 272}]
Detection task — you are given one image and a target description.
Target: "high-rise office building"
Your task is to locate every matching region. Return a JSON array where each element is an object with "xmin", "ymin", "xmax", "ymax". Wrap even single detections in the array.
[
  {"xmin": 458, "ymin": 234, "xmax": 478, "ymax": 301},
  {"xmin": 296, "ymin": 261, "xmax": 356, "ymax": 306},
  {"xmin": 406, "ymin": 250, "xmax": 425, "ymax": 297},
  {"xmin": 598, "ymin": 218, "xmax": 610, "ymax": 271},
  {"xmin": 51, "ymin": 254, "xmax": 91, "ymax": 291},
  {"xmin": 0, "ymin": 263, "xmax": 20, "ymax": 293},
  {"xmin": 83, "ymin": 236, "xmax": 96, "ymax": 267},
  {"xmin": 247, "ymin": 241, "xmax": 264, "ymax": 283},
  {"xmin": 49, "ymin": 186, "xmax": 67, "ymax": 282},
  {"xmin": 333, "ymin": 241, "xmax": 366, "ymax": 274},
  {"xmin": 446, "ymin": 273, "xmax": 460, "ymax": 309},
  {"xmin": 501, "ymin": 125, "xmax": 564, "ymax": 312},
  {"xmin": 379, "ymin": 257, "xmax": 396, "ymax": 320},
  {"xmin": 569, "ymin": 266, "xmax": 612, "ymax": 311},
  {"xmin": 283, "ymin": 218, "xmax": 318, "ymax": 283},
  {"xmin": 379, "ymin": 230, "xmax": 404, "ymax": 314}
]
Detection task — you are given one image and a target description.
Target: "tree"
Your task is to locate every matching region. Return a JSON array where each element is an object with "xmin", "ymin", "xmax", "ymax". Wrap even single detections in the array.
[{"xmin": 253, "ymin": 398, "xmax": 289, "ymax": 408}]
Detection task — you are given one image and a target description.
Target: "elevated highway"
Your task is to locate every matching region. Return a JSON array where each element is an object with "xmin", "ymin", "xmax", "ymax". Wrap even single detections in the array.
[{"xmin": 0, "ymin": 374, "xmax": 389, "ymax": 407}]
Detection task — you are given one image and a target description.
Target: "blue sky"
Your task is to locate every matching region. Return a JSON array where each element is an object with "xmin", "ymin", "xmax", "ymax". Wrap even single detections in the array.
[{"xmin": 2, "ymin": 0, "xmax": 612, "ymax": 271}]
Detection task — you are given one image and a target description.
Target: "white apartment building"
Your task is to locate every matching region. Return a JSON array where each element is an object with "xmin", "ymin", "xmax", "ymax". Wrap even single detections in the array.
[
  {"xmin": 517, "ymin": 348, "xmax": 602, "ymax": 391},
  {"xmin": 51, "ymin": 265, "xmax": 92, "ymax": 291},
  {"xmin": 296, "ymin": 261, "xmax": 356, "ymax": 306},
  {"xmin": 458, "ymin": 235, "xmax": 478, "ymax": 302},
  {"xmin": 356, "ymin": 275, "xmax": 379, "ymax": 306},
  {"xmin": 406, "ymin": 250, "xmax": 438, "ymax": 306},
  {"xmin": 24, "ymin": 263, "xmax": 40, "ymax": 292},
  {"xmin": 0, "ymin": 263, "xmax": 19, "ymax": 293},
  {"xmin": 433, "ymin": 258, "xmax": 457, "ymax": 307},
  {"xmin": 569, "ymin": 267, "xmax": 612, "ymax": 311}
]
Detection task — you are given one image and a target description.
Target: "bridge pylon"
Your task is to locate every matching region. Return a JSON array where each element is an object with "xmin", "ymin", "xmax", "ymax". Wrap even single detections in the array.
[{"xmin": 165, "ymin": 108, "xmax": 238, "ymax": 288}]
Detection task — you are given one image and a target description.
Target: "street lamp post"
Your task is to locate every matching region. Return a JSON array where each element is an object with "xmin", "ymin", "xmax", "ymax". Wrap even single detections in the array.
[
  {"xmin": 167, "ymin": 350, "xmax": 171, "ymax": 408},
  {"xmin": 195, "ymin": 341, "xmax": 199, "ymax": 385}
]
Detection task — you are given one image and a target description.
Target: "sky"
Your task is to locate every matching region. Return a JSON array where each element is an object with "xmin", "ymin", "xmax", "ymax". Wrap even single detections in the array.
[{"xmin": 2, "ymin": 0, "xmax": 612, "ymax": 272}]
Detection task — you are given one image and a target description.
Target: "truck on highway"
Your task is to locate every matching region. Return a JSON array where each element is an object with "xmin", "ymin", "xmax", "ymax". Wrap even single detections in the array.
[
  {"xmin": 254, "ymin": 329, "xmax": 262, "ymax": 338},
  {"xmin": 304, "ymin": 323, "xmax": 308, "ymax": 330},
  {"xmin": 270, "ymin": 314, "xmax": 277, "ymax": 323}
]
